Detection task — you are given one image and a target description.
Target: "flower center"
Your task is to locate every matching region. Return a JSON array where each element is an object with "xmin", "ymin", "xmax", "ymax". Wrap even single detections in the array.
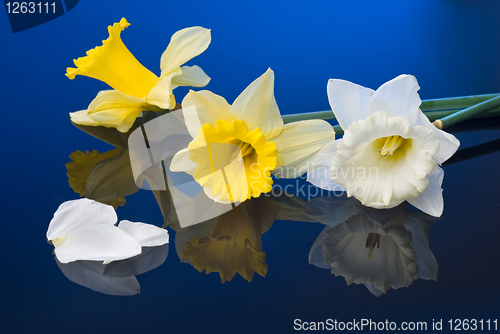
[
  {"xmin": 365, "ymin": 233, "xmax": 381, "ymax": 259},
  {"xmin": 188, "ymin": 119, "xmax": 278, "ymax": 203},
  {"xmin": 378, "ymin": 135, "xmax": 405, "ymax": 156}
]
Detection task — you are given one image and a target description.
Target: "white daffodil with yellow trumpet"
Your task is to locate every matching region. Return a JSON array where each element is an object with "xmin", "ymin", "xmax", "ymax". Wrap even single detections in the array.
[
  {"xmin": 170, "ymin": 68, "xmax": 335, "ymax": 204},
  {"xmin": 307, "ymin": 75, "xmax": 460, "ymax": 217},
  {"xmin": 67, "ymin": 18, "xmax": 211, "ymax": 132}
]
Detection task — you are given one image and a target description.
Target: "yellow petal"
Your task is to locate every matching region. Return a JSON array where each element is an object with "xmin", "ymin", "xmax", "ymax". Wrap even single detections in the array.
[
  {"xmin": 87, "ymin": 90, "xmax": 146, "ymax": 133},
  {"xmin": 182, "ymin": 89, "xmax": 234, "ymax": 138},
  {"xmin": 230, "ymin": 68, "xmax": 284, "ymax": 139},
  {"xmin": 70, "ymin": 110, "xmax": 99, "ymax": 126},
  {"xmin": 145, "ymin": 69, "xmax": 180, "ymax": 110},
  {"xmin": 66, "ymin": 18, "xmax": 159, "ymax": 99},
  {"xmin": 160, "ymin": 27, "xmax": 211, "ymax": 76},
  {"xmin": 272, "ymin": 120, "xmax": 335, "ymax": 178},
  {"xmin": 171, "ymin": 65, "xmax": 211, "ymax": 89}
]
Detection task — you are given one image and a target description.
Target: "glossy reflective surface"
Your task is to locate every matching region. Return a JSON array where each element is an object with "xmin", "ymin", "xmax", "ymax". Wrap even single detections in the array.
[{"xmin": 2, "ymin": 1, "xmax": 500, "ymax": 333}]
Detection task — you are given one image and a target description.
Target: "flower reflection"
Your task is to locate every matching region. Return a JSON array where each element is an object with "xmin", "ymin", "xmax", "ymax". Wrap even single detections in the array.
[
  {"xmin": 66, "ymin": 148, "xmax": 140, "ymax": 209},
  {"xmin": 55, "ymin": 244, "xmax": 169, "ymax": 296},
  {"xmin": 306, "ymin": 194, "xmax": 438, "ymax": 296},
  {"xmin": 172, "ymin": 192, "xmax": 309, "ymax": 282}
]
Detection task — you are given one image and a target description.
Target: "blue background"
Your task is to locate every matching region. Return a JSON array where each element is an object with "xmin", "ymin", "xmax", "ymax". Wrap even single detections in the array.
[{"xmin": 1, "ymin": 0, "xmax": 500, "ymax": 333}]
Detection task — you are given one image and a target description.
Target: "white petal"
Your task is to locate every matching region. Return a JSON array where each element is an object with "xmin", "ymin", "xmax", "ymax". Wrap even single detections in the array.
[
  {"xmin": 271, "ymin": 120, "xmax": 334, "ymax": 178},
  {"xmin": 172, "ymin": 65, "xmax": 210, "ymax": 89},
  {"xmin": 327, "ymin": 78, "xmax": 374, "ymax": 130},
  {"xmin": 415, "ymin": 112, "xmax": 460, "ymax": 164},
  {"xmin": 56, "ymin": 259, "xmax": 140, "ymax": 296},
  {"xmin": 230, "ymin": 68, "xmax": 284, "ymax": 139},
  {"xmin": 160, "ymin": 27, "xmax": 211, "ymax": 75},
  {"xmin": 332, "ymin": 112, "xmax": 439, "ymax": 208},
  {"xmin": 170, "ymin": 147, "xmax": 198, "ymax": 175},
  {"xmin": 182, "ymin": 90, "xmax": 234, "ymax": 138},
  {"xmin": 306, "ymin": 140, "xmax": 344, "ymax": 191},
  {"xmin": 368, "ymin": 75, "xmax": 421, "ymax": 125},
  {"xmin": 117, "ymin": 220, "xmax": 169, "ymax": 247},
  {"xmin": 47, "ymin": 198, "xmax": 117, "ymax": 241},
  {"xmin": 54, "ymin": 224, "xmax": 141, "ymax": 263},
  {"xmin": 407, "ymin": 165, "xmax": 444, "ymax": 217}
]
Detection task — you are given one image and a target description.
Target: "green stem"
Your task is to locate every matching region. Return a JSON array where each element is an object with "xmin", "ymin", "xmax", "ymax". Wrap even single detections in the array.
[
  {"xmin": 282, "ymin": 93, "xmax": 500, "ymax": 124},
  {"xmin": 437, "ymin": 95, "xmax": 500, "ymax": 129},
  {"xmin": 282, "ymin": 93, "xmax": 500, "ymax": 135}
]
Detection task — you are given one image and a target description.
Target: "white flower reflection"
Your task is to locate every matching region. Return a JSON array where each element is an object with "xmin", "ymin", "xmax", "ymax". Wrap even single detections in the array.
[
  {"xmin": 55, "ymin": 244, "xmax": 169, "ymax": 296},
  {"xmin": 305, "ymin": 194, "xmax": 438, "ymax": 296}
]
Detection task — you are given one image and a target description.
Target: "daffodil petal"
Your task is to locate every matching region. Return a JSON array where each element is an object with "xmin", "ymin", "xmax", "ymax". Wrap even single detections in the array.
[
  {"xmin": 53, "ymin": 224, "xmax": 142, "ymax": 263},
  {"xmin": 170, "ymin": 147, "xmax": 198, "ymax": 175},
  {"xmin": 87, "ymin": 90, "xmax": 145, "ymax": 133},
  {"xmin": 416, "ymin": 112, "xmax": 460, "ymax": 164},
  {"xmin": 182, "ymin": 90, "xmax": 234, "ymax": 138},
  {"xmin": 306, "ymin": 140, "xmax": 344, "ymax": 191},
  {"xmin": 406, "ymin": 165, "xmax": 444, "ymax": 217},
  {"xmin": 172, "ymin": 65, "xmax": 210, "ymax": 89},
  {"xmin": 368, "ymin": 75, "xmax": 421, "ymax": 125},
  {"xmin": 70, "ymin": 110, "xmax": 100, "ymax": 126},
  {"xmin": 117, "ymin": 220, "xmax": 169, "ymax": 247},
  {"xmin": 47, "ymin": 198, "xmax": 117, "ymax": 241},
  {"xmin": 271, "ymin": 120, "xmax": 334, "ymax": 178},
  {"xmin": 146, "ymin": 69, "xmax": 179, "ymax": 110},
  {"xmin": 230, "ymin": 68, "xmax": 283, "ymax": 139},
  {"xmin": 160, "ymin": 27, "xmax": 211, "ymax": 75},
  {"xmin": 327, "ymin": 78, "xmax": 375, "ymax": 130}
]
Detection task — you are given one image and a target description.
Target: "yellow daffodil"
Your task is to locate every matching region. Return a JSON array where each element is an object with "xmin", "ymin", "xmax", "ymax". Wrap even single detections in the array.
[
  {"xmin": 308, "ymin": 75, "xmax": 460, "ymax": 217},
  {"xmin": 67, "ymin": 18, "xmax": 211, "ymax": 133},
  {"xmin": 170, "ymin": 69, "xmax": 334, "ymax": 203}
]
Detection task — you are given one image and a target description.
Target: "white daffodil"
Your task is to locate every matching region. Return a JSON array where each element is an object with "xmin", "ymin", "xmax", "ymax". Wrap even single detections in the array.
[
  {"xmin": 170, "ymin": 68, "xmax": 334, "ymax": 203},
  {"xmin": 306, "ymin": 194, "xmax": 438, "ymax": 296},
  {"xmin": 67, "ymin": 18, "xmax": 211, "ymax": 132},
  {"xmin": 47, "ymin": 198, "xmax": 169, "ymax": 263},
  {"xmin": 307, "ymin": 75, "xmax": 459, "ymax": 217}
]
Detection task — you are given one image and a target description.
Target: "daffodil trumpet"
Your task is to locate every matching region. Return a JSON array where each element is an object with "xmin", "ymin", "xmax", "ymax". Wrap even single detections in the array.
[{"xmin": 67, "ymin": 18, "xmax": 211, "ymax": 133}]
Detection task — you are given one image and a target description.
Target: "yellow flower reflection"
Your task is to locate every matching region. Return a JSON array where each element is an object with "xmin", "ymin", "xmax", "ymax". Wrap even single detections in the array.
[
  {"xmin": 66, "ymin": 148, "xmax": 139, "ymax": 209},
  {"xmin": 67, "ymin": 18, "xmax": 211, "ymax": 132},
  {"xmin": 175, "ymin": 196, "xmax": 283, "ymax": 283}
]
